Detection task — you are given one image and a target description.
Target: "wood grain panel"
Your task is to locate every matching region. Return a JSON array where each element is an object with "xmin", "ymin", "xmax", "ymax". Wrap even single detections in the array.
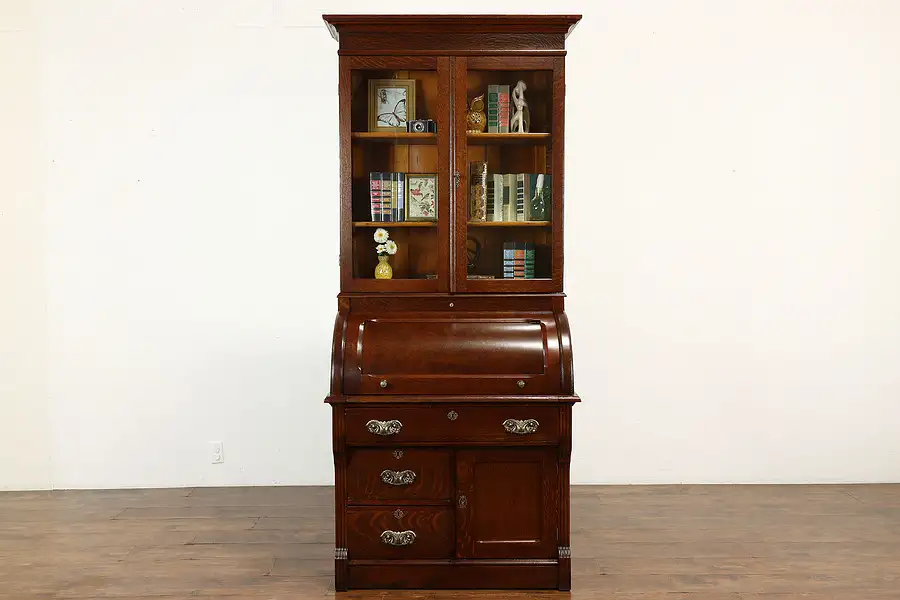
[
  {"xmin": 344, "ymin": 405, "xmax": 560, "ymax": 445},
  {"xmin": 345, "ymin": 506, "xmax": 453, "ymax": 560},
  {"xmin": 346, "ymin": 448, "xmax": 451, "ymax": 504}
]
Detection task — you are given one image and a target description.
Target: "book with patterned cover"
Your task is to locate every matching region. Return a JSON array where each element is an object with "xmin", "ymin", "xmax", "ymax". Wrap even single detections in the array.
[
  {"xmin": 498, "ymin": 85, "xmax": 510, "ymax": 133},
  {"xmin": 487, "ymin": 85, "xmax": 500, "ymax": 133},
  {"xmin": 369, "ymin": 172, "xmax": 383, "ymax": 222}
]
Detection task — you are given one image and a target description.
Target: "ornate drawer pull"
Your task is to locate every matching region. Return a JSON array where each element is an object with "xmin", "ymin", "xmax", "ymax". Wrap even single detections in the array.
[
  {"xmin": 380, "ymin": 530, "xmax": 416, "ymax": 546},
  {"xmin": 366, "ymin": 419, "xmax": 402, "ymax": 436},
  {"xmin": 379, "ymin": 379, "xmax": 388, "ymax": 388},
  {"xmin": 503, "ymin": 418, "xmax": 539, "ymax": 435},
  {"xmin": 380, "ymin": 469, "xmax": 416, "ymax": 486}
]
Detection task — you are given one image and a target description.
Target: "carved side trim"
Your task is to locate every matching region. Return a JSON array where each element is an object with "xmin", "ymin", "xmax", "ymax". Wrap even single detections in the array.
[
  {"xmin": 334, "ymin": 547, "xmax": 347, "ymax": 560},
  {"xmin": 558, "ymin": 545, "xmax": 571, "ymax": 559}
]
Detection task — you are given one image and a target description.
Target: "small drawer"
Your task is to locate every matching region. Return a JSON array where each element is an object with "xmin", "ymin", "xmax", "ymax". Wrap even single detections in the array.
[
  {"xmin": 346, "ymin": 506, "xmax": 453, "ymax": 560},
  {"xmin": 347, "ymin": 449, "xmax": 451, "ymax": 504},
  {"xmin": 345, "ymin": 405, "xmax": 559, "ymax": 445}
]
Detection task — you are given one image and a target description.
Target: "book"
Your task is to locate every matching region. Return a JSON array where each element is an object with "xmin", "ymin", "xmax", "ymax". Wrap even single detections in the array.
[
  {"xmin": 529, "ymin": 173, "xmax": 550, "ymax": 221},
  {"xmin": 395, "ymin": 172, "xmax": 406, "ymax": 222},
  {"xmin": 469, "ymin": 162, "xmax": 488, "ymax": 221},
  {"xmin": 381, "ymin": 172, "xmax": 393, "ymax": 222},
  {"xmin": 498, "ymin": 85, "xmax": 510, "ymax": 133},
  {"xmin": 503, "ymin": 174, "xmax": 515, "ymax": 221},
  {"xmin": 369, "ymin": 172, "xmax": 382, "ymax": 222},
  {"xmin": 487, "ymin": 85, "xmax": 500, "ymax": 133},
  {"xmin": 515, "ymin": 173, "xmax": 526, "ymax": 222},
  {"xmin": 492, "ymin": 174, "xmax": 504, "ymax": 221},
  {"xmin": 502, "ymin": 242, "xmax": 536, "ymax": 279}
]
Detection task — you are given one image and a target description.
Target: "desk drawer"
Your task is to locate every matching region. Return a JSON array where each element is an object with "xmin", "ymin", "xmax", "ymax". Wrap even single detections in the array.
[
  {"xmin": 345, "ymin": 405, "xmax": 559, "ymax": 445},
  {"xmin": 346, "ymin": 506, "xmax": 453, "ymax": 560},
  {"xmin": 347, "ymin": 448, "xmax": 451, "ymax": 504}
]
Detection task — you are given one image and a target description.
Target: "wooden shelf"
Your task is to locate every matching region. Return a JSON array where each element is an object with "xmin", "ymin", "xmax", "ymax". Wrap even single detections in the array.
[
  {"xmin": 353, "ymin": 221, "xmax": 437, "ymax": 228},
  {"xmin": 467, "ymin": 132, "xmax": 551, "ymax": 144},
  {"xmin": 352, "ymin": 132, "xmax": 436, "ymax": 144},
  {"xmin": 467, "ymin": 221, "xmax": 551, "ymax": 227}
]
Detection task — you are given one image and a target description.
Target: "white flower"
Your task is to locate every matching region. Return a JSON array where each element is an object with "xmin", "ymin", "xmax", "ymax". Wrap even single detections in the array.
[
  {"xmin": 385, "ymin": 240, "xmax": 398, "ymax": 255},
  {"xmin": 376, "ymin": 244, "xmax": 387, "ymax": 254},
  {"xmin": 373, "ymin": 228, "xmax": 389, "ymax": 243}
]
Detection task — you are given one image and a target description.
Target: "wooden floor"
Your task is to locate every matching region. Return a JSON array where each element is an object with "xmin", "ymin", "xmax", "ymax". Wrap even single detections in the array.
[{"xmin": 1, "ymin": 485, "xmax": 898, "ymax": 599}]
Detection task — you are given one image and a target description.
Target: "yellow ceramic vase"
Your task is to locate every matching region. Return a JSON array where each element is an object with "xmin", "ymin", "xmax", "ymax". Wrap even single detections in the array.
[{"xmin": 374, "ymin": 255, "xmax": 393, "ymax": 279}]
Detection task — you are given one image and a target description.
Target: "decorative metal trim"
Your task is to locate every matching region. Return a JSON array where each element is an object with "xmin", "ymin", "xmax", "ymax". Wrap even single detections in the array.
[
  {"xmin": 447, "ymin": 410, "xmax": 458, "ymax": 421},
  {"xmin": 458, "ymin": 494, "xmax": 468, "ymax": 508},
  {"xmin": 381, "ymin": 469, "xmax": 416, "ymax": 486},
  {"xmin": 380, "ymin": 530, "xmax": 416, "ymax": 546},
  {"xmin": 335, "ymin": 547, "xmax": 348, "ymax": 560},
  {"xmin": 393, "ymin": 508, "xmax": 405, "ymax": 519},
  {"xmin": 558, "ymin": 545, "xmax": 571, "ymax": 559},
  {"xmin": 392, "ymin": 449, "xmax": 404, "ymax": 459},
  {"xmin": 503, "ymin": 418, "xmax": 540, "ymax": 435},
  {"xmin": 366, "ymin": 419, "xmax": 402, "ymax": 436}
]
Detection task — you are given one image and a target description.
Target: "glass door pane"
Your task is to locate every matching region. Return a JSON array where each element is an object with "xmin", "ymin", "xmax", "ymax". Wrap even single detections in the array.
[
  {"xmin": 342, "ymin": 57, "xmax": 449, "ymax": 292},
  {"xmin": 454, "ymin": 57, "xmax": 562, "ymax": 292}
]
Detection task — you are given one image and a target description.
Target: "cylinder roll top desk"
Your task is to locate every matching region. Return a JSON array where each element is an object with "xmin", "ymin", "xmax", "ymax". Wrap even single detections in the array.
[{"xmin": 323, "ymin": 14, "xmax": 581, "ymax": 591}]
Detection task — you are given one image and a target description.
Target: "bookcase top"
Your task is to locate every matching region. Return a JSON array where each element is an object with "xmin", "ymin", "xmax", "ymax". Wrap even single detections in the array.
[{"xmin": 323, "ymin": 14, "xmax": 582, "ymax": 45}]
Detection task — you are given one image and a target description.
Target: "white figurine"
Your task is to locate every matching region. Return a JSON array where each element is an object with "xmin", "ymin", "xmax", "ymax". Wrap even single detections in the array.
[{"xmin": 510, "ymin": 80, "xmax": 530, "ymax": 133}]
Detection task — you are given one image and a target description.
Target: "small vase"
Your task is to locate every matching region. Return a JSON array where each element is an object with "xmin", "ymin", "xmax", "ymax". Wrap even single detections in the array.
[{"xmin": 374, "ymin": 255, "xmax": 393, "ymax": 280}]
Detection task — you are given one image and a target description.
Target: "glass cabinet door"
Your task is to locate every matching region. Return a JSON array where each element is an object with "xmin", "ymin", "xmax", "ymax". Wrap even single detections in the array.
[
  {"xmin": 340, "ymin": 56, "xmax": 450, "ymax": 292},
  {"xmin": 453, "ymin": 57, "xmax": 564, "ymax": 292}
]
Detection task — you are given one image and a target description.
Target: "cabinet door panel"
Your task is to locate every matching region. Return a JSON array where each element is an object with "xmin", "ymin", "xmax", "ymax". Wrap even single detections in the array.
[{"xmin": 456, "ymin": 448, "xmax": 557, "ymax": 559}]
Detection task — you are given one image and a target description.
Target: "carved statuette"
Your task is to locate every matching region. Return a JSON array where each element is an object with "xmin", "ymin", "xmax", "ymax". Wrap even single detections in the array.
[
  {"xmin": 466, "ymin": 94, "xmax": 487, "ymax": 133},
  {"xmin": 503, "ymin": 418, "xmax": 540, "ymax": 435},
  {"xmin": 380, "ymin": 469, "xmax": 416, "ymax": 486},
  {"xmin": 366, "ymin": 419, "xmax": 402, "ymax": 436},
  {"xmin": 380, "ymin": 530, "xmax": 416, "ymax": 546},
  {"xmin": 510, "ymin": 80, "xmax": 530, "ymax": 133}
]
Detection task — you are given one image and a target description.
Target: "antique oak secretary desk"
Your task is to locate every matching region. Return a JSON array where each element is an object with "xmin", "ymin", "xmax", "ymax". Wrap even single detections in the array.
[{"xmin": 323, "ymin": 14, "xmax": 581, "ymax": 591}]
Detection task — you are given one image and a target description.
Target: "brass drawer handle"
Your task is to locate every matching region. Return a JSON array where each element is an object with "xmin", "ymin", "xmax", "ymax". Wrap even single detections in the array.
[
  {"xmin": 380, "ymin": 530, "xmax": 416, "ymax": 546},
  {"xmin": 366, "ymin": 419, "xmax": 402, "ymax": 436},
  {"xmin": 380, "ymin": 469, "xmax": 416, "ymax": 486},
  {"xmin": 503, "ymin": 418, "xmax": 539, "ymax": 435},
  {"xmin": 517, "ymin": 379, "xmax": 526, "ymax": 388},
  {"xmin": 379, "ymin": 379, "xmax": 388, "ymax": 388}
]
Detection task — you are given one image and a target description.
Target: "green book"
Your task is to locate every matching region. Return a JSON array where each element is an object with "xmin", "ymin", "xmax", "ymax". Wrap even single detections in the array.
[{"xmin": 487, "ymin": 85, "xmax": 500, "ymax": 133}]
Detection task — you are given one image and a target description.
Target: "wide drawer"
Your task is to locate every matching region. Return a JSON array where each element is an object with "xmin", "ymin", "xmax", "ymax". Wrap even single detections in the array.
[
  {"xmin": 341, "ymin": 313, "xmax": 563, "ymax": 395},
  {"xmin": 347, "ymin": 448, "xmax": 451, "ymax": 504},
  {"xmin": 346, "ymin": 506, "xmax": 453, "ymax": 560},
  {"xmin": 345, "ymin": 405, "xmax": 559, "ymax": 445}
]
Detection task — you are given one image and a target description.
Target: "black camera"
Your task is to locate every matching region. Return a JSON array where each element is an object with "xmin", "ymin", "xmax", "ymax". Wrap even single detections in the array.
[{"xmin": 407, "ymin": 119, "xmax": 437, "ymax": 133}]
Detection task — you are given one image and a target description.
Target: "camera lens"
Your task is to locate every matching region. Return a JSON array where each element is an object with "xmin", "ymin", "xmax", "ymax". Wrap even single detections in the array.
[{"xmin": 412, "ymin": 121, "xmax": 425, "ymax": 132}]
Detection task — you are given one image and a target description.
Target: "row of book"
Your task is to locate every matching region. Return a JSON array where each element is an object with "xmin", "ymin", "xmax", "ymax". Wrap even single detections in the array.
[
  {"xmin": 503, "ymin": 242, "xmax": 536, "ymax": 279},
  {"xmin": 368, "ymin": 172, "xmax": 405, "ymax": 222},
  {"xmin": 486, "ymin": 85, "xmax": 513, "ymax": 133},
  {"xmin": 474, "ymin": 172, "xmax": 551, "ymax": 222}
]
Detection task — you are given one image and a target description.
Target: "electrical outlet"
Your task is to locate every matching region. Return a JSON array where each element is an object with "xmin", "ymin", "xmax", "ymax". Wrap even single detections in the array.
[{"xmin": 210, "ymin": 441, "xmax": 224, "ymax": 464}]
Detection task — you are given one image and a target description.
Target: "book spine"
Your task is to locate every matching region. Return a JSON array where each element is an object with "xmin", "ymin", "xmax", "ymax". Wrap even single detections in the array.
[
  {"xmin": 369, "ymin": 172, "xmax": 380, "ymax": 222},
  {"xmin": 395, "ymin": 173, "xmax": 405, "ymax": 221},
  {"xmin": 504, "ymin": 174, "xmax": 515, "ymax": 221},
  {"xmin": 499, "ymin": 85, "xmax": 510, "ymax": 133},
  {"xmin": 493, "ymin": 174, "xmax": 504, "ymax": 221},
  {"xmin": 486, "ymin": 173, "xmax": 495, "ymax": 220},
  {"xmin": 516, "ymin": 173, "xmax": 526, "ymax": 222},
  {"xmin": 382, "ymin": 172, "xmax": 392, "ymax": 222},
  {"xmin": 487, "ymin": 85, "xmax": 499, "ymax": 133}
]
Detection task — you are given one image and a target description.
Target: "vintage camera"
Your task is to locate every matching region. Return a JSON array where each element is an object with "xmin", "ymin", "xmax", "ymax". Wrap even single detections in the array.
[{"xmin": 407, "ymin": 119, "xmax": 437, "ymax": 133}]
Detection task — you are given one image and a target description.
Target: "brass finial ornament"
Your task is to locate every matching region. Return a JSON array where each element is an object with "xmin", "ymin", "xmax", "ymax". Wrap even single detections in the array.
[{"xmin": 466, "ymin": 94, "xmax": 487, "ymax": 133}]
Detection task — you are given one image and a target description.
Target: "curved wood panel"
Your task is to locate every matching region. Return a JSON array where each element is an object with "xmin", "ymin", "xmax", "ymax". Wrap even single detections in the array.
[{"xmin": 342, "ymin": 312, "xmax": 562, "ymax": 395}]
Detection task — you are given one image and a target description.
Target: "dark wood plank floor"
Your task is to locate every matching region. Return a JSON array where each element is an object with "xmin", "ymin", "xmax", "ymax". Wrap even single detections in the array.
[{"xmin": 1, "ymin": 485, "xmax": 898, "ymax": 599}]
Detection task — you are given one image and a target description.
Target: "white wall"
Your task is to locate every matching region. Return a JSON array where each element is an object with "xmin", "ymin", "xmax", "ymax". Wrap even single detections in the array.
[
  {"xmin": 0, "ymin": 0, "xmax": 51, "ymax": 490},
  {"xmin": 1, "ymin": 0, "xmax": 899, "ymax": 489}
]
